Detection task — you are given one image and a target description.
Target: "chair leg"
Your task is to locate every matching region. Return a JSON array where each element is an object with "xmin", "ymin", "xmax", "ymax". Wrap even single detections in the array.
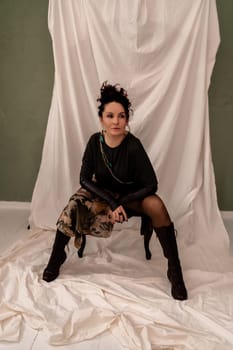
[
  {"xmin": 76, "ymin": 216, "xmax": 154, "ymax": 261},
  {"xmin": 144, "ymin": 230, "xmax": 153, "ymax": 260},
  {"xmin": 77, "ymin": 234, "xmax": 86, "ymax": 258},
  {"xmin": 140, "ymin": 215, "xmax": 153, "ymax": 260}
]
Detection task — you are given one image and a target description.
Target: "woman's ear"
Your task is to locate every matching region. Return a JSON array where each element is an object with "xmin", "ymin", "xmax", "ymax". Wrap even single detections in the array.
[{"xmin": 99, "ymin": 116, "xmax": 104, "ymax": 130}]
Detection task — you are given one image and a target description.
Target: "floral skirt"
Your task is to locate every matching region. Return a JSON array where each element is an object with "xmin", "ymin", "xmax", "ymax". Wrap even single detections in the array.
[{"xmin": 57, "ymin": 187, "xmax": 114, "ymax": 248}]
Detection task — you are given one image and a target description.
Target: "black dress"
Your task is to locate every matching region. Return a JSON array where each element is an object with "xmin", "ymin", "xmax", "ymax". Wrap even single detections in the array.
[
  {"xmin": 57, "ymin": 132, "xmax": 158, "ymax": 247},
  {"xmin": 80, "ymin": 132, "xmax": 158, "ymax": 209}
]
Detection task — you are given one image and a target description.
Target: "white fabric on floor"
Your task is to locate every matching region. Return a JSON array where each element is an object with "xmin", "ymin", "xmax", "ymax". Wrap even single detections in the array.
[{"xmin": 0, "ymin": 224, "xmax": 233, "ymax": 349}]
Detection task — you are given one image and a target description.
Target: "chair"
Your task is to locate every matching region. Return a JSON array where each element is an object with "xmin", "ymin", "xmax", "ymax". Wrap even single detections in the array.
[{"xmin": 77, "ymin": 215, "xmax": 154, "ymax": 260}]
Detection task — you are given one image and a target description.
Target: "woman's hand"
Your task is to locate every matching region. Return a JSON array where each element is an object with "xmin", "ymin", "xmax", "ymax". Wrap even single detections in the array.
[{"xmin": 108, "ymin": 205, "xmax": 128, "ymax": 224}]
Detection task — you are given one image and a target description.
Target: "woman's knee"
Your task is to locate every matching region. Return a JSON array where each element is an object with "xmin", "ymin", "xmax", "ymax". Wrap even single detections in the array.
[
  {"xmin": 141, "ymin": 195, "xmax": 170, "ymax": 222},
  {"xmin": 142, "ymin": 195, "xmax": 164, "ymax": 212}
]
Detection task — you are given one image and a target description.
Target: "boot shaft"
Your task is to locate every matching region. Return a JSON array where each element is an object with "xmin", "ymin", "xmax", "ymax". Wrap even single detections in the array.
[
  {"xmin": 154, "ymin": 222, "xmax": 179, "ymax": 263},
  {"xmin": 154, "ymin": 223, "xmax": 187, "ymax": 300},
  {"xmin": 53, "ymin": 229, "xmax": 70, "ymax": 249}
]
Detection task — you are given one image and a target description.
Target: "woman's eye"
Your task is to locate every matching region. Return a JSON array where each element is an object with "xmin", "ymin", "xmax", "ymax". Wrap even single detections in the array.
[
  {"xmin": 120, "ymin": 114, "xmax": 126, "ymax": 119},
  {"xmin": 106, "ymin": 114, "xmax": 113, "ymax": 118}
]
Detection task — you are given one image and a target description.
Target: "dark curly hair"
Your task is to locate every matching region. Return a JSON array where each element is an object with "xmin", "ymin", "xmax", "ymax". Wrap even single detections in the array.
[{"xmin": 97, "ymin": 81, "xmax": 133, "ymax": 120}]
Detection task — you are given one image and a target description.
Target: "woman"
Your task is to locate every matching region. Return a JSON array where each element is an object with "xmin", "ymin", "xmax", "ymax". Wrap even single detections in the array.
[{"xmin": 43, "ymin": 82, "xmax": 188, "ymax": 301}]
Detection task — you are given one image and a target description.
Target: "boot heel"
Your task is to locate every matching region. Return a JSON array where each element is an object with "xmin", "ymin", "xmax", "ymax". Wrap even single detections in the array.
[
  {"xmin": 167, "ymin": 267, "xmax": 187, "ymax": 300},
  {"xmin": 43, "ymin": 251, "xmax": 67, "ymax": 282}
]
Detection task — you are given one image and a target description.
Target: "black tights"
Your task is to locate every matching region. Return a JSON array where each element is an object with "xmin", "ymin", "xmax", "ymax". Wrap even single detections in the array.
[{"xmin": 125, "ymin": 194, "xmax": 171, "ymax": 228}]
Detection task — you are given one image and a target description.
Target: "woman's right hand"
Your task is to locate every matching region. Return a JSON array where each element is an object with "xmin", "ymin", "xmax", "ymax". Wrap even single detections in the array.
[{"xmin": 109, "ymin": 205, "xmax": 128, "ymax": 223}]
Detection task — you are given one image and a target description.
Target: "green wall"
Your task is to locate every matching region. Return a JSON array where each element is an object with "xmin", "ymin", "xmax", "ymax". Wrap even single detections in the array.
[
  {"xmin": 0, "ymin": 0, "xmax": 54, "ymax": 201},
  {"xmin": 0, "ymin": 0, "xmax": 232, "ymax": 210},
  {"xmin": 209, "ymin": 0, "xmax": 233, "ymax": 211}
]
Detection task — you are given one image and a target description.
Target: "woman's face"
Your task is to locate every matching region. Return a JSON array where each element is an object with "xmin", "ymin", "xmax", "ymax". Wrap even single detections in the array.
[{"xmin": 100, "ymin": 101, "xmax": 128, "ymax": 138}]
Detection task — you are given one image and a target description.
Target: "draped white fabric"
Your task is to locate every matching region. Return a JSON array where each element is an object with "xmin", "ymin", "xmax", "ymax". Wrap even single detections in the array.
[
  {"xmin": 1, "ymin": 223, "xmax": 233, "ymax": 349},
  {"xmin": 1, "ymin": 0, "xmax": 228, "ymax": 348}
]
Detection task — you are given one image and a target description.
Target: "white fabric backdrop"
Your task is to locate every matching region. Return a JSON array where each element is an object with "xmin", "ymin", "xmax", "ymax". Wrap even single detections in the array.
[{"xmin": 30, "ymin": 0, "xmax": 228, "ymax": 254}]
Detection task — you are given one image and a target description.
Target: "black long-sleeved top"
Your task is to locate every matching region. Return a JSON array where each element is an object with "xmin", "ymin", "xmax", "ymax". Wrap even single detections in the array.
[{"xmin": 80, "ymin": 132, "xmax": 158, "ymax": 211}]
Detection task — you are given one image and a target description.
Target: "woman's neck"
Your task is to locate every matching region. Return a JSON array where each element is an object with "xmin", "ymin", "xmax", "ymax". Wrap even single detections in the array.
[{"xmin": 103, "ymin": 132, "xmax": 127, "ymax": 148}]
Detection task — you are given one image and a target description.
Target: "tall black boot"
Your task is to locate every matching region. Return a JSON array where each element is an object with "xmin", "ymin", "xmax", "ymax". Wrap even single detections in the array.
[
  {"xmin": 42, "ymin": 229, "xmax": 70, "ymax": 282},
  {"xmin": 155, "ymin": 223, "xmax": 188, "ymax": 300}
]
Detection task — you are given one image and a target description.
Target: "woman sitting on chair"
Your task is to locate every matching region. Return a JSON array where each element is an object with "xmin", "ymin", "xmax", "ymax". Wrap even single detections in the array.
[{"xmin": 42, "ymin": 81, "xmax": 188, "ymax": 301}]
